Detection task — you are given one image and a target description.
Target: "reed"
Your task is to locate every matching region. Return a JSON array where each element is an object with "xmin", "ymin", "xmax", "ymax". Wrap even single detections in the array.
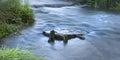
[{"xmin": 66, "ymin": 0, "xmax": 120, "ymax": 11}]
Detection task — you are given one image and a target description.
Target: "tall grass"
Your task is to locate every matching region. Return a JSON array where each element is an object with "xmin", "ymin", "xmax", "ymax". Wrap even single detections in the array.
[
  {"xmin": 0, "ymin": 0, "xmax": 34, "ymax": 25},
  {"xmin": 0, "ymin": 48, "xmax": 41, "ymax": 60},
  {"xmin": 0, "ymin": 0, "xmax": 34, "ymax": 39},
  {"xmin": 65, "ymin": 0, "xmax": 120, "ymax": 11}
]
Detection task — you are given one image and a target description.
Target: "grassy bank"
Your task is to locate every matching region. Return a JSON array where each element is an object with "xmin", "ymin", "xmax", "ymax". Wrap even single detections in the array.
[
  {"xmin": 65, "ymin": 0, "xmax": 120, "ymax": 11},
  {"xmin": 0, "ymin": 0, "xmax": 34, "ymax": 39},
  {"xmin": 0, "ymin": 48, "xmax": 41, "ymax": 60},
  {"xmin": 0, "ymin": 0, "xmax": 41, "ymax": 60}
]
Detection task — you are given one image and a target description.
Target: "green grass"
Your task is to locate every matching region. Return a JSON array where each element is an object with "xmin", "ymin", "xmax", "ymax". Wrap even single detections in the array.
[
  {"xmin": 0, "ymin": 24, "xmax": 18, "ymax": 38},
  {"xmin": 0, "ymin": 0, "xmax": 34, "ymax": 39},
  {"xmin": 0, "ymin": 48, "xmax": 41, "ymax": 60},
  {"xmin": 65, "ymin": 0, "xmax": 120, "ymax": 11},
  {"xmin": 0, "ymin": 1, "xmax": 39, "ymax": 59},
  {"xmin": 0, "ymin": 0, "xmax": 34, "ymax": 25}
]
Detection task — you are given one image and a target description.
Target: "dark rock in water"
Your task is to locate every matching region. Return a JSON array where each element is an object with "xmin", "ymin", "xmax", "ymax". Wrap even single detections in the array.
[{"xmin": 43, "ymin": 28, "xmax": 87, "ymax": 44}]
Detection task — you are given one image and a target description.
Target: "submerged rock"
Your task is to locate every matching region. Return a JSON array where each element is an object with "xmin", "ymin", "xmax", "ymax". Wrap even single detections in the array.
[{"xmin": 43, "ymin": 28, "xmax": 87, "ymax": 44}]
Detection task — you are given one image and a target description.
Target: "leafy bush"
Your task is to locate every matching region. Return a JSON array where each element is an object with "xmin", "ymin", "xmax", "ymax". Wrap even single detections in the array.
[
  {"xmin": 17, "ymin": 5, "xmax": 34, "ymax": 25},
  {"xmin": 0, "ymin": 0, "xmax": 34, "ymax": 39},
  {"xmin": 0, "ymin": 0, "xmax": 34, "ymax": 25},
  {"xmin": 0, "ymin": 48, "xmax": 41, "ymax": 60},
  {"xmin": 0, "ymin": 23, "xmax": 18, "ymax": 38}
]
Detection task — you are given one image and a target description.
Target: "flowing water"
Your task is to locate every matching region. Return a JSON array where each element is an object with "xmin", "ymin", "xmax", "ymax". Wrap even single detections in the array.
[{"xmin": 1, "ymin": 0, "xmax": 120, "ymax": 60}]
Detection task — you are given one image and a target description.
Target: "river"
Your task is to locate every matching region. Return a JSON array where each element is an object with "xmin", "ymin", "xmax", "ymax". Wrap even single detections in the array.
[{"xmin": 1, "ymin": 0, "xmax": 120, "ymax": 60}]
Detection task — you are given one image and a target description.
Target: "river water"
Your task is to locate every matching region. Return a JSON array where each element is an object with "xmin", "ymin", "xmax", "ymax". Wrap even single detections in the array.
[{"xmin": 1, "ymin": 0, "xmax": 120, "ymax": 60}]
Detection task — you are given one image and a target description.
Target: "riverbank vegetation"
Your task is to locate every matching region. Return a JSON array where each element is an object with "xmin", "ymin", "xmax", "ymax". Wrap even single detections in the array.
[
  {"xmin": 0, "ymin": 0, "xmax": 39, "ymax": 60},
  {"xmin": 0, "ymin": 48, "xmax": 41, "ymax": 60},
  {"xmin": 0, "ymin": 0, "xmax": 34, "ymax": 39},
  {"xmin": 65, "ymin": 0, "xmax": 120, "ymax": 11}
]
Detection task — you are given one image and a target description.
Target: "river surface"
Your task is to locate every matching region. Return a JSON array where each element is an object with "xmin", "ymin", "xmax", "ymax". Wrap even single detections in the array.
[{"xmin": 1, "ymin": 0, "xmax": 120, "ymax": 60}]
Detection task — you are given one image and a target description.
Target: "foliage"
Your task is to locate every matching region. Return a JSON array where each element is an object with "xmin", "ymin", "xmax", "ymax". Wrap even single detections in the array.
[
  {"xmin": 0, "ymin": 0, "xmax": 34, "ymax": 25},
  {"xmin": 0, "ymin": 24, "xmax": 18, "ymax": 38},
  {"xmin": 0, "ymin": 0, "xmax": 34, "ymax": 39},
  {"xmin": 0, "ymin": 48, "xmax": 41, "ymax": 60},
  {"xmin": 65, "ymin": 0, "xmax": 120, "ymax": 11},
  {"xmin": 112, "ymin": 2, "xmax": 120, "ymax": 11}
]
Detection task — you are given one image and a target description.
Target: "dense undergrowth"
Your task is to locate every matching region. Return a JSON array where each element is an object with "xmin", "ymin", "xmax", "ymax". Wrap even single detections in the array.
[
  {"xmin": 0, "ymin": 0, "xmax": 40, "ymax": 60},
  {"xmin": 0, "ymin": 48, "xmax": 41, "ymax": 60},
  {"xmin": 0, "ymin": 0, "xmax": 34, "ymax": 39},
  {"xmin": 65, "ymin": 0, "xmax": 120, "ymax": 11}
]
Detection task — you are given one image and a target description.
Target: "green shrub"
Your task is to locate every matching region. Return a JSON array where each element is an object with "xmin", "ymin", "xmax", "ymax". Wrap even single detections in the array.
[
  {"xmin": 0, "ymin": 0, "xmax": 34, "ymax": 39},
  {"xmin": 0, "ymin": 24, "xmax": 18, "ymax": 38},
  {"xmin": 0, "ymin": 48, "xmax": 41, "ymax": 60},
  {"xmin": 17, "ymin": 5, "xmax": 34, "ymax": 25},
  {"xmin": 0, "ymin": 0, "xmax": 34, "ymax": 25}
]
